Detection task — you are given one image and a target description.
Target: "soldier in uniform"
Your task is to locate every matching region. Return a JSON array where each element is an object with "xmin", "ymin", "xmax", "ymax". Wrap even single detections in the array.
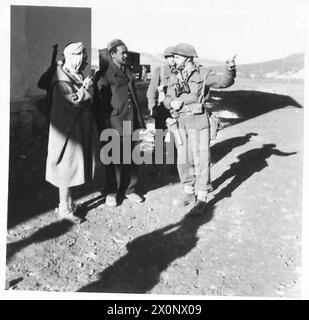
[
  {"xmin": 163, "ymin": 43, "xmax": 236, "ymax": 213},
  {"xmin": 94, "ymin": 39, "xmax": 146, "ymax": 207},
  {"xmin": 146, "ymin": 46, "xmax": 176, "ymax": 130}
]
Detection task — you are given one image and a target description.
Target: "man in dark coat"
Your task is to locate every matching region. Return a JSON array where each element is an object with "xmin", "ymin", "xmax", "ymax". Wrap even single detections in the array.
[{"xmin": 94, "ymin": 39, "xmax": 145, "ymax": 207}]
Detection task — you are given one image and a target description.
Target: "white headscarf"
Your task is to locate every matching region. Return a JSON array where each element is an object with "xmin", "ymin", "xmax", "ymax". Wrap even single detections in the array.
[{"xmin": 62, "ymin": 42, "xmax": 85, "ymax": 83}]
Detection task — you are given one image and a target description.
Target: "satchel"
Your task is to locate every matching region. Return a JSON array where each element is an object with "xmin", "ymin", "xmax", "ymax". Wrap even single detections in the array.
[
  {"xmin": 208, "ymin": 112, "xmax": 219, "ymax": 140},
  {"xmin": 199, "ymin": 73, "xmax": 220, "ymax": 140}
]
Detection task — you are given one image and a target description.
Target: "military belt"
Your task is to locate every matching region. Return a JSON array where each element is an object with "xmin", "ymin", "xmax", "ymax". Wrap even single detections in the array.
[{"xmin": 178, "ymin": 103, "xmax": 205, "ymax": 115}]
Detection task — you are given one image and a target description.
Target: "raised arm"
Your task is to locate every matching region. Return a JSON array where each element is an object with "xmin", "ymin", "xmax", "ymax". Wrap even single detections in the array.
[{"xmin": 204, "ymin": 64, "xmax": 236, "ymax": 88}]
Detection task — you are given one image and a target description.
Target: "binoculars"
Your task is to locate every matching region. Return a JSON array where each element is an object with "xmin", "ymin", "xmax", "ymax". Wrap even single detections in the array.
[{"xmin": 175, "ymin": 80, "xmax": 191, "ymax": 97}]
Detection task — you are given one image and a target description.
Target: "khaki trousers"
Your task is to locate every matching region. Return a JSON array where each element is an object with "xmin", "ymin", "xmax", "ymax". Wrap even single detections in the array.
[{"xmin": 175, "ymin": 113, "xmax": 212, "ymax": 200}]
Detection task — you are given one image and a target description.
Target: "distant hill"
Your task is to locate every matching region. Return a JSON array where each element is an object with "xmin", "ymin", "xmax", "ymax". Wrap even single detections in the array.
[
  {"xmin": 91, "ymin": 47, "xmax": 222, "ymax": 69},
  {"xmin": 139, "ymin": 52, "xmax": 221, "ymax": 67},
  {"xmin": 236, "ymin": 53, "xmax": 304, "ymax": 77},
  {"xmin": 91, "ymin": 48, "xmax": 304, "ymax": 79}
]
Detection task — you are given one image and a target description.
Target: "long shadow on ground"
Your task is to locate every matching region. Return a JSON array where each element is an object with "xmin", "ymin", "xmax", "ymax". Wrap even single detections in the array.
[
  {"xmin": 211, "ymin": 143, "xmax": 296, "ymax": 199},
  {"xmin": 208, "ymin": 90, "xmax": 302, "ymax": 127},
  {"xmin": 77, "ymin": 143, "xmax": 296, "ymax": 293},
  {"xmin": 137, "ymin": 132, "xmax": 260, "ymax": 196},
  {"xmin": 78, "ymin": 207, "xmax": 215, "ymax": 293},
  {"xmin": 211, "ymin": 132, "xmax": 258, "ymax": 165},
  {"xmin": 6, "ymin": 132, "xmax": 262, "ymax": 267},
  {"xmin": 6, "ymin": 219, "xmax": 74, "ymax": 263}
]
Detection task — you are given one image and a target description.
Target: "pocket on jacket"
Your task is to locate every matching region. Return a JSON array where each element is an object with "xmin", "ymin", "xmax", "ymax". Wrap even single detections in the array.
[{"xmin": 189, "ymin": 79, "xmax": 203, "ymax": 95}]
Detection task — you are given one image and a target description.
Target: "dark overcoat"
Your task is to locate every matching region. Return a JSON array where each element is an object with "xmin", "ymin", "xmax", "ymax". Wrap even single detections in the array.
[{"xmin": 94, "ymin": 61, "xmax": 145, "ymax": 135}]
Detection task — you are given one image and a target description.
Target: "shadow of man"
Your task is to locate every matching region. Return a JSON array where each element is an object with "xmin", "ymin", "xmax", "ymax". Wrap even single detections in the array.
[
  {"xmin": 74, "ymin": 193, "xmax": 106, "ymax": 222},
  {"xmin": 210, "ymin": 144, "xmax": 296, "ymax": 203},
  {"xmin": 6, "ymin": 219, "xmax": 74, "ymax": 263},
  {"xmin": 210, "ymin": 90, "xmax": 302, "ymax": 117},
  {"xmin": 208, "ymin": 90, "xmax": 303, "ymax": 129},
  {"xmin": 211, "ymin": 132, "xmax": 258, "ymax": 165},
  {"xmin": 77, "ymin": 206, "xmax": 214, "ymax": 293}
]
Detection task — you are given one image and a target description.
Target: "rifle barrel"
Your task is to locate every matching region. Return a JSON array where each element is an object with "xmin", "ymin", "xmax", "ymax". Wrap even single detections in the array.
[{"xmin": 50, "ymin": 44, "xmax": 58, "ymax": 67}]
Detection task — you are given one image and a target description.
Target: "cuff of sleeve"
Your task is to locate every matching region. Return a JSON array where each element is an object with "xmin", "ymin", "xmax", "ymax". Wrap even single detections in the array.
[
  {"xmin": 224, "ymin": 68, "xmax": 236, "ymax": 78},
  {"xmin": 225, "ymin": 64, "xmax": 236, "ymax": 72}
]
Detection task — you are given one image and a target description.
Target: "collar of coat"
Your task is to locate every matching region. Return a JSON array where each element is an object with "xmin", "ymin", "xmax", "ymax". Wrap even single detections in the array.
[
  {"xmin": 184, "ymin": 62, "xmax": 201, "ymax": 79},
  {"xmin": 175, "ymin": 62, "xmax": 203, "ymax": 83},
  {"xmin": 109, "ymin": 61, "xmax": 133, "ymax": 82}
]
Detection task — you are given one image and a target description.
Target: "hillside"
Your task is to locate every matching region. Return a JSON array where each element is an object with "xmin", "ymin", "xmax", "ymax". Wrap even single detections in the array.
[
  {"xmin": 91, "ymin": 47, "xmax": 222, "ymax": 69},
  {"xmin": 91, "ymin": 48, "xmax": 304, "ymax": 79},
  {"xmin": 139, "ymin": 52, "xmax": 221, "ymax": 67},
  {"xmin": 236, "ymin": 53, "xmax": 304, "ymax": 78}
]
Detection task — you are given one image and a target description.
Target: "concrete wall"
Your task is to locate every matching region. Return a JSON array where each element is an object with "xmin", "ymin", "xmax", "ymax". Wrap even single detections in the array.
[
  {"xmin": 11, "ymin": 5, "xmax": 91, "ymax": 100},
  {"xmin": 10, "ymin": 5, "xmax": 91, "ymax": 139}
]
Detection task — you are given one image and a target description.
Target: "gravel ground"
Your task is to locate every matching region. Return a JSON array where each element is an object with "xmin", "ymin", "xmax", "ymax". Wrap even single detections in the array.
[{"xmin": 6, "ymin": 78, "xmax": 303, "ymax": 297}]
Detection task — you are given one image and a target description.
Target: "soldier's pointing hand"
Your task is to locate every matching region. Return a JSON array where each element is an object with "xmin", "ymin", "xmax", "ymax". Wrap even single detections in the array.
[{"xmin": 226, "ymin": 54, "xmax": 236, "ymax": 71}]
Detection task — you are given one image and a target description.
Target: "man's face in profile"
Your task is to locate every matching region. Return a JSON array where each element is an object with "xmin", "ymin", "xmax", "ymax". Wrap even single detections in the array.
[
  {"xmin": 174, "ymin": 54, "xmax": 187, "ymax": 69},
  {"xmin": 112, "ymin": 45, "xmax": 128, "ymax": 66},
  {"xmin": 165, "ymin": 56, "xmax": 175, "ymax": 67}
]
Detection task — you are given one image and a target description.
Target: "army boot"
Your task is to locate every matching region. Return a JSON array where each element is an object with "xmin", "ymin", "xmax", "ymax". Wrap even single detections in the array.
[
  {"xmin": 172, "ymin": 192, "xmax": 196, "ymax": 207},
  {"xmin": 190, "ymin": 192, "xmax": 208, "ymax": 215}
]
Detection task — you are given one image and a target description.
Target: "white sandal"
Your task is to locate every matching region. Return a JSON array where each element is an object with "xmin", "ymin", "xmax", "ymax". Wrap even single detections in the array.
[{"xmin": 55, "ymin": 201, "xmax": 78, "ymax": 219}]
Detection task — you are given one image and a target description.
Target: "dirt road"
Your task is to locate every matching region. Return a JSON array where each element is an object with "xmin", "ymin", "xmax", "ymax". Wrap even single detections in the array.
[{"xmin": 6, "ymin": 78, "xmax": 303, "ymax": 297}]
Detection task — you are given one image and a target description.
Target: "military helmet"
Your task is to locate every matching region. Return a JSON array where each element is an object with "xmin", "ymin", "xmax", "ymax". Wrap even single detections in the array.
[
  {"xmin": 163, "ymin": 46, "xmax": 175, "ymax": 57},
  {"xmin": 171, "ymin": 43, "xmax": 198, "ymax": 58}
]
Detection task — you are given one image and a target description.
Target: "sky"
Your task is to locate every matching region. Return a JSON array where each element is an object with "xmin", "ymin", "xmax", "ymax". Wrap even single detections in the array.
[
  {"xmin": 1, "ymin": 0, "xmax": 307, "ymax": 64},
  {"xmin": 91, "ymin": 0, "xmax": 308, "ymax": 64}
]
